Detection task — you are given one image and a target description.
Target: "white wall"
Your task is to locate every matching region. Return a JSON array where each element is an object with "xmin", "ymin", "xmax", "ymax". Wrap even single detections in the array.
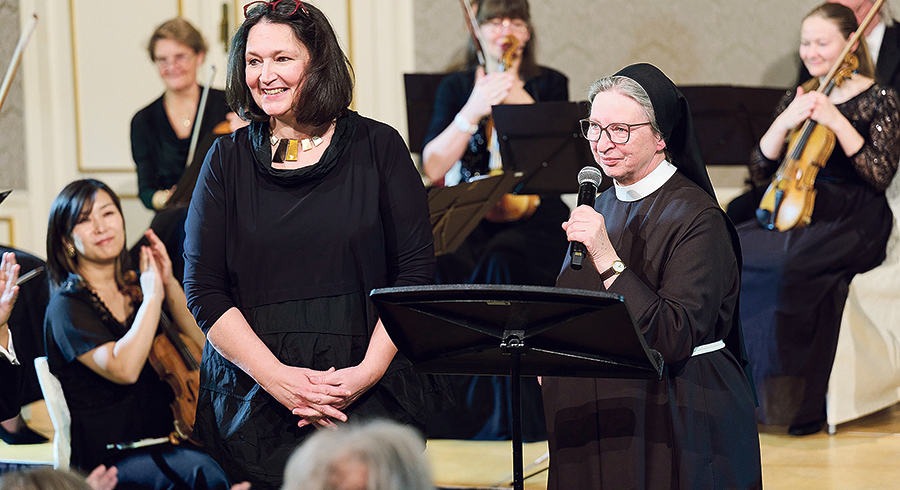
[{"xmin": 4, "ymin": 0, "xmax": 414, "ymax": 257}]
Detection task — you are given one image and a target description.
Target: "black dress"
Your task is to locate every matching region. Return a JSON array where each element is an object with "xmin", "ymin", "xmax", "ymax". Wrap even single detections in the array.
[
  {"xmin": 738, "ymin": 84, "xmax": 900, "ymax": 428},
  {"xmin": 43, "ymin": 274, "xmax": 230, "ymax": 489},
  {"xmin": 184, "ymin": 111, "xmax": 451, "ymax": 489},
  {"xmin": 542, "ymin": 171, "xmax": 762, "ymax": 489},
  {"xmin": 422, "ymin": 66, "xmax": 570, "ymax": 441}
]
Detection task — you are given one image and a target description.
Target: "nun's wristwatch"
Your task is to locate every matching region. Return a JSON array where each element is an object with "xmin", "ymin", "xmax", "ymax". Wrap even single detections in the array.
[{"xmin": 599, "ymin": 259, "xmax": 626, "ymax": 281}]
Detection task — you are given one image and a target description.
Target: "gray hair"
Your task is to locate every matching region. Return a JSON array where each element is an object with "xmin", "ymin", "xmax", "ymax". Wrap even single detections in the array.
[
  {"xmin": 281, "ymin": 420, "xmax": 434, "ymax": 490},
  {"xmin": 587, "ymin": 76, "xmax": 662, "ymax": 138}
]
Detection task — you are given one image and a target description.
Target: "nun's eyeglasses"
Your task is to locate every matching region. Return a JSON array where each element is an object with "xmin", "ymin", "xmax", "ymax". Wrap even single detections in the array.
[{"xmin": 579, "ymin": 120, "xmax": 651, "ymax": 144}]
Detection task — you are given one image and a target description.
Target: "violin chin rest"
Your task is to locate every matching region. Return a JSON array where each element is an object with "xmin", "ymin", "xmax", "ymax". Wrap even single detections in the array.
[{"xmin": 755, "ymin": 208, "xmax": 775, "ymax": 230}]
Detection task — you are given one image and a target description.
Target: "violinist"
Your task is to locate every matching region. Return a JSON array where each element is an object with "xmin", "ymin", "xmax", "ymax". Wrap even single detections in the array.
[
  {"xmin": 738, "ymin": 2, "xmax": 900, "ymax": 436},
  {"xmin": 131, "ymin": 18, "xmax": 246, "ymax": 285},
  {"xmin": 132, "ymin": 18, "xmax": 236, "ymax": 213},
  {"xmin": 421, "ymin": 0, "xmax": 569, "ymax": 442},
  {"xmin": 43, "ymin": 179, "xmax": 231, "ymax": 488}
]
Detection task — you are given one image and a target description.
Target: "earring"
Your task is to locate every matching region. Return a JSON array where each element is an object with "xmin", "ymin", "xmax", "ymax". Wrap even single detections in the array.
[{"xmin": 66, "ymin": 245, "xmax": 75, "ymax": 258}]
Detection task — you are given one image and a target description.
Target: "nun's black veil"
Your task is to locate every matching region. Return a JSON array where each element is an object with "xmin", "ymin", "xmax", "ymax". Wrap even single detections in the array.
[
  {"xmin": 612, "ymin": 63, "xmax": 716, "ymax": 200},
  {"xmin": 611, "ymin": 63, "xmax": 755, "ymax": 388}
]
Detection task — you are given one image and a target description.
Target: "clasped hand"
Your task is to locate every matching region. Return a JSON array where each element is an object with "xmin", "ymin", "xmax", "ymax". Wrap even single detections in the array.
[
  {"xmin": 779, "ymin": 87, "xmax": 842, "ymax": 131},
  {"xmin": 268, "ymin": 362, "xmax": 378, "ymax": 429}
]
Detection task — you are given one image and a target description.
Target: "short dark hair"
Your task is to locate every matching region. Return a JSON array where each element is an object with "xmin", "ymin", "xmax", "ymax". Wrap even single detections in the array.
[
  {"xmin": 46, "ymin": 179, "xmax": 130, "ymax": 288},
  {"xmin": 148, "ymin": 18, "xmax": 208, "ymax": 62},
  {"xmin": 226, "ymin": 1, "xmax": 354, "ymax": 127}
]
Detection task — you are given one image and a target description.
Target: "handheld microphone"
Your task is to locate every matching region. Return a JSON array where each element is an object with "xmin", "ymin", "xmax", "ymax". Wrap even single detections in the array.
[{"xmin": 570, "ymin": 166, "xmax": 604, "ymax": 270}]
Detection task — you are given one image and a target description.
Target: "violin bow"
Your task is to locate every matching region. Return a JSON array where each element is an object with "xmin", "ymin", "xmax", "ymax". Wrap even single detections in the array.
[
  {"xmin": 185, "ymin": 64, "xmax": 216, "ymax": 168},
  {"xmin": 457, "ymin": 0, "xmax": 497, "ymax": 73},
  {"xmin": 0, "ymin": 13, "xmax": 38, "ymax": 113},
  {"xmin": 819, "ymin": 0, "xmax": 884, "ymax": 93}
]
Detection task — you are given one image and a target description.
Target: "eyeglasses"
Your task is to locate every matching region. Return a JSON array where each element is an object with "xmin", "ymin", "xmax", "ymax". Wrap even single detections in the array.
[
  {"xmin": 154, "ymin": 52, "xmax": 195, "ymax": 69},
  {"xmin": 579, "ymin": 119, "xmax": 651, "ymax": 144},
  {"xmin": 244, "ymin": 0, "xmax": 309, "ymax": 19},
  {"xmin": 482, "ymin": 18, "xmax": 529, "ymax": 33}
]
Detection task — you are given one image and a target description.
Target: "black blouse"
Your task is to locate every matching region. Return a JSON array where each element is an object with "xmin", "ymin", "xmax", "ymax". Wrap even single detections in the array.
[
  {"xmin": 131, "ymin": 88, "xmax": 231, "ymax": 209},
  {"xmin": 43, "ymin": 274, "xmax": 174, "ymax": 470},
  {"xmin": 183, "ymin": 111, "xmax": 435, "ymax": 333}
]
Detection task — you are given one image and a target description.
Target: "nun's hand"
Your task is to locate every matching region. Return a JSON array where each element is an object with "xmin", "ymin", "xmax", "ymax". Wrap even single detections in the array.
[{"xmin": 562, "ymin": 205, "xmax": 620, "ymax": 274}]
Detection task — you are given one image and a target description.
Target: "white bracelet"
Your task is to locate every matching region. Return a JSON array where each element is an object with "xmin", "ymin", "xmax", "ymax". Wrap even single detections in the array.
[{"xmin": 453, "ymin": 113, "xmax": 478, "ymax": 135}]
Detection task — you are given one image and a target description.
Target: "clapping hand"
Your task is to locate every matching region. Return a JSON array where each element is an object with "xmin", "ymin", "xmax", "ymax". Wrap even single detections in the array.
[{"xmin": 0, "ymin": 252, "xmax": 21, "ymax": 330}]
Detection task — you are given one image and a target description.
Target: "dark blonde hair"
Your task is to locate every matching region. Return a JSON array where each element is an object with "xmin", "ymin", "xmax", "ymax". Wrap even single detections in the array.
[
  {"xmin": 227, "ymin": 1, "xmax": 353, "ymax": 127},
  {"xmin": 801, "ymin": 2, "xmax": 876, "ymax": 92},
  {"xmin": 46, "ymin": 179, "xmax": 130, "ymax": 288},
  {"xmin": 148, "ymin": 18, "xmax": 208, "ymax": 62}
]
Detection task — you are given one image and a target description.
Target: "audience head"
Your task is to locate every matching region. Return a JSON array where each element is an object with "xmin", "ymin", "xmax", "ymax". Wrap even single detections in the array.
[
  {"xmin": 46, "ymin": 179, "xmax": 129, "ymax": 288},
  {"xmin": 147, "ymin": 18, "xmax": 208, "ymax": 92},
  {"xmin": 282, "ymin": 420, "xmax": 433, "ymax": 490},
  {"xmin": 0, "ymin": 467, "xmax": 93, "ymax": 490},
  {"xmin": 828, "ymin": 0, "xmax": 893, "ymax": 28},
  {"xmin": 226, "ymin": 0, "xmax": 353, "ymax": 127}
]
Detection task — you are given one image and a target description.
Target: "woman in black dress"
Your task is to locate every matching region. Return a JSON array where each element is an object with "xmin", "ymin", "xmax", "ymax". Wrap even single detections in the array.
[
  {"xmin": 43, "ymin": 179, "xmax": 230, "ymax": 489},
  {"xmin": 183, "ymin": 2, "xmax": 449, "ymax": 488},
  {"xmin": 739, "ymin": 2, "xmax": 900, "ymax": 436}
]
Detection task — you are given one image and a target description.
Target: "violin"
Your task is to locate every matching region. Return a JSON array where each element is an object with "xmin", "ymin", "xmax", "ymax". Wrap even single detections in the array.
[
  {"xmin": 756, "ymin": 0, "xmax": 883, "ymax": 231},
  {"xmin": 148, "ymin": 310, "xmax": 203, "ymax": 445},
  {"xmin": 484, "ymin": 35, "xmax": 541, "ymax": 222}
]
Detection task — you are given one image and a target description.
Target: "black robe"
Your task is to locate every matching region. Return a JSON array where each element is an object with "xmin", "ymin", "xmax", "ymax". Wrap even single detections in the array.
[{"xmin": 542, "ymin": 172, "xmax": 761, "ymax": 489}]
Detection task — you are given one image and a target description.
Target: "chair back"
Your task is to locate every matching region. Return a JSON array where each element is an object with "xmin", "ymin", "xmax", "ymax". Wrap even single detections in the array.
[{"xmin": 33, "ymin": 356, "xmax": 70, "ymax": 468}]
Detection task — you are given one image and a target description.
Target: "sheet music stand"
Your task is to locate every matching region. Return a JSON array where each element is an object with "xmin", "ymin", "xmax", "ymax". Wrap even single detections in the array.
[
  {"xmin": 492, "ymin": 101, "xmax": 605, "ymax": 195},
  {"xmin": 370, "ymin": 284, "xmax": 663, "ymax": 490},
  {"xmin": 428, "ymin": 172, "xmax": 522, "ymax": 256},
  {"xmin": 403, "ymin": 73, "xmax": 447, "ymax": 154}
]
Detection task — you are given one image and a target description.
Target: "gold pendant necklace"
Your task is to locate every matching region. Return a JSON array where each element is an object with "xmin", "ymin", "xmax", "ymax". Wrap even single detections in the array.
[{"xmin": 270, "ymin": 128, "xmax": 324, "ymax": 162}]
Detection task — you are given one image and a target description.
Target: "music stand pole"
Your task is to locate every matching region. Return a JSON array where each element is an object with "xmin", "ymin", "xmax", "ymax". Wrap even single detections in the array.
[{"xmin": 504, "ymin": 333, "xmax": 525, "ymax": 490}]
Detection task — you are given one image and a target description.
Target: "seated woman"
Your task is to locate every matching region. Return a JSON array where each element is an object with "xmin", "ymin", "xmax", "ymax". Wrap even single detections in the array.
[
  {"xmin": 131, "ymin": 18, "xmax": 245, "ymax": 284},
  {"xmin": 739, "ymin": 3, "xmax": 900, "ymax": 436},
  {"xmin": 43, "ymin": 179, "xmax": 231, "ymax": 489},
  {"xmin": 419, "ymin": 0, "xmax": 569, "ymax": 442}
]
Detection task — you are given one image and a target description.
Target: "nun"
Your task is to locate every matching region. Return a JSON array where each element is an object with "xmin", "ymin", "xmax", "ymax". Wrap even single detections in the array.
[{"xmin": 541, "ymin": 63, "xmax": 762, "ymax": 489}]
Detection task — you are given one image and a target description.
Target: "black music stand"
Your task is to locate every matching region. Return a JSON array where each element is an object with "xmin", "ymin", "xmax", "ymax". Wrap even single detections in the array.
[
  {"xmin": 370, "ymin": 284, "xmax": 663, "ymax": 490},
  {"xmin": 678, "ymin": 85, "xmax": 785, "ymax": 166},
  {"xmin": 428, "ymin": 172, "xmax": 522, "ymax": 256},
  {"xmin": 492, "ymin": 101, "xmax": 605, "ymax": 195},
  {"xmin": 403, "ymin": 73, "xmax": 447, "ymax": 154}
]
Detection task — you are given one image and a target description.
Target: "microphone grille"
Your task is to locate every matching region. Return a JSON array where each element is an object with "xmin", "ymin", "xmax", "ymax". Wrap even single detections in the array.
[{"xmin": 577, "ymin": 166, "xmax": 603, "ymax": 187}]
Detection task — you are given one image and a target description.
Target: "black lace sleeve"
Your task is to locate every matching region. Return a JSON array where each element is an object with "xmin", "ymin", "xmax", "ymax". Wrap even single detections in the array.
[
  {"xmin": 847, "ymin": 85, "xmax": 900, "ymax": 192},
  {"xmin": 749, "ymin": 89, "xmax": 794, "ymax": 184}
]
